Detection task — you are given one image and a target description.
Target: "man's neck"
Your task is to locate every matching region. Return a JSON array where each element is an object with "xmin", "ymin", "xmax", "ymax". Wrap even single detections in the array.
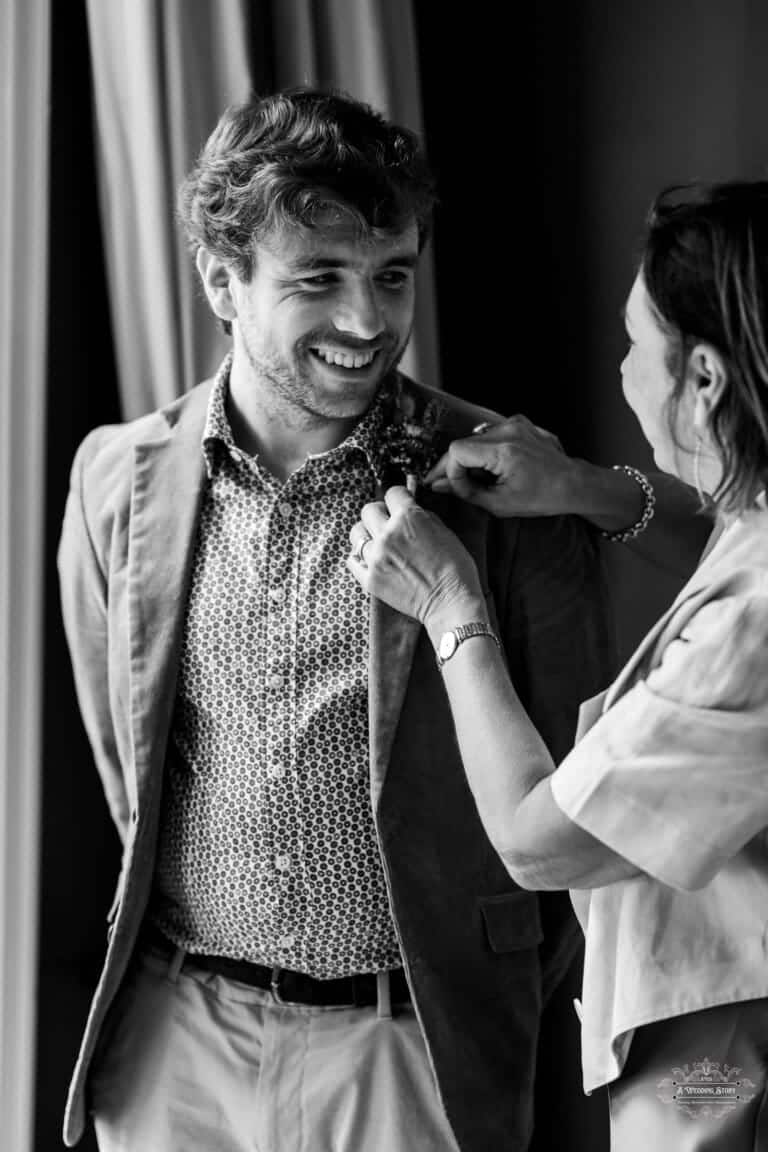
[{"xmin": 227, "ymin": 354, "xmax": 361, "ymax": 482}]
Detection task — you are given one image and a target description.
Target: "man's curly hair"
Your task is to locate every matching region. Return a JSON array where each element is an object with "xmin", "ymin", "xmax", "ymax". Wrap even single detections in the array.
[{"xmin": 178, "ymin": 87, "xmax": 437, "ymax": 282}]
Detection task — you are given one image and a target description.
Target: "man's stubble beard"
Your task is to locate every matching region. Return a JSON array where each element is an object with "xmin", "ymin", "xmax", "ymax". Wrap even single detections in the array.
[{"xmin": 241, "ymin": 328, "xmax": 410, "ymax": 427}]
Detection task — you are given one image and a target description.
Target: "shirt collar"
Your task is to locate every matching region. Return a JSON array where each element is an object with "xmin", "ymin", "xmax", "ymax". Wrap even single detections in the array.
[
  {"xmin": 202, "ymin": 353, "xmax": 239, "ymax": 478},
  {"xmin": 201, "ymin": 352, "xmax": 391, "ymax": 480}
]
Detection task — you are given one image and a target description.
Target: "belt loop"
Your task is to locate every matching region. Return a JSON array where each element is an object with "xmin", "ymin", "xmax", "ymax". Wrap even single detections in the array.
[
  {"xmin": 168, "ymin": 945, "xmax": 186, "ymax": 984},
  {"xmin": 376, "ymin": 971, "xmax": 392, "ymax": 1019}
]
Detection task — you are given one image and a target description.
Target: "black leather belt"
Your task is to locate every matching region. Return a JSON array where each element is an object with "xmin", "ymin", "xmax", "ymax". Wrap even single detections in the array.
[{"xmin": 142, "ymin": 923, "xmax": 410, "ymax": 1007}]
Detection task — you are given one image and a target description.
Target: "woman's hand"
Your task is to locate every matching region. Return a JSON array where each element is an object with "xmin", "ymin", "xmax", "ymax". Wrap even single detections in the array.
[
  {"xmin": 426, "ymin": 415, "xmax": 579, "ymax": 518},
  {"xmin": 347, "ymin": 486, "xmax": 486, "ymax": 638}
]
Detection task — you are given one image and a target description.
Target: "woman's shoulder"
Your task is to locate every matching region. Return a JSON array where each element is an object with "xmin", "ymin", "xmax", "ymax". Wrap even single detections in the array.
[
  {"xmin": 694, "ymin": 507, "xmax": 768, "ymax": 587},
  {"xmin": 648, "ymin": 579, "xmax": 768, "ymax": 711}
]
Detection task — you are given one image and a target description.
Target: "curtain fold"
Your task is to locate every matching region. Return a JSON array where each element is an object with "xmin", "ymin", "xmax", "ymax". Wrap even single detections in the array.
[
  {"xmin": 85, "ymin": 0, "xmax": 440, "ymax": 419},
  {"xmin": 0, "ymin": 2, "xmax": 49, "ymax": 1150},
  {"xmin": 85, "ymin": 0, "xmax": 251, "ymax": 417}
]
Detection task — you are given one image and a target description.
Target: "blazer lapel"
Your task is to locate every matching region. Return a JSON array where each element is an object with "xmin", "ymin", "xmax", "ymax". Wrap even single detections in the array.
[
  {"xmin": 368, "ymin": 600, "xmax": 422, "ymax": 811},
  {"xmin": 368, "ymin": 489, "xmax": 491, "ymax": 810},
  {"xmin": 127, "ymin": 384, "xmax": 212, "ymax": 807}
]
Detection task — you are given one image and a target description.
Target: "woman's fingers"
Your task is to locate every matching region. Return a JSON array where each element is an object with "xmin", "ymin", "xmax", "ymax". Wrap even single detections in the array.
[
  {"xmin": 355, "ymin": 490, "xmax": 416, "ymax": 543},
  {"xmin": 424, "ymin": 422, "xmax": 506, "ymax": 485},
  {"xmin": 383, "ymin": 485, "xmax": 416, "ymax": 516},
  {"xmin": 359, "ymin": 500, "xmax": 390, "ymax": 535},
  {"xmin": 349, "ymin": 520, "xmax": 372, "ymax": 559},
  {"xmin": 424, "ymin": 452, "xmax": 448, "ymax": 484},
  {"xmin": 425, "ymin": 416, "xmax": 564, "ymax": 489},
  {"xmin": 420, "ymin": 414, "xmax": 572, "ymax": 517}
]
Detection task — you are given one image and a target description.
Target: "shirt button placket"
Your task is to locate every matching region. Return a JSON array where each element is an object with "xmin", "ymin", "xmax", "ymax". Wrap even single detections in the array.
[{"xmin": 266, "ymin": 492, "xmax": 293, "ymax": 786}]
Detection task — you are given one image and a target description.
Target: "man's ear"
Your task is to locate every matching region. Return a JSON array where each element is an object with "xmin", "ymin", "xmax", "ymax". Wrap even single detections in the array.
[
  {"xmin": 686, "ymin": 342, "xmax": 727, "ymax": 435},
  {"xmin": 196, "ymin": 248, "xmax": 238, "ymax": 325}
]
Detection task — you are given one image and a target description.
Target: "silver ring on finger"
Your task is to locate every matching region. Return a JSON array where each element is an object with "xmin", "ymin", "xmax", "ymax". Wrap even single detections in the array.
[
  {"xmin": 352, "ymin": 532, "xmax": 371, "ymax": 567},
  {"xmin": 472, "ymin": 421, "xmax": 493, "ymax": 435}
]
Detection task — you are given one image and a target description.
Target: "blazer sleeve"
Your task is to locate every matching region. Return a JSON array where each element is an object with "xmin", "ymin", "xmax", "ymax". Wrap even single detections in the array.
[
  {"xmin": 490, "ymin": 513, "xmax": 617, "ymax": 1003},
  {"xmin": 551, "ymin": 590, "xmax": 768, "ymax": 891},
  {"xmin": 57, "ymin": 434, "xmax": 130, "ymax": 844}
]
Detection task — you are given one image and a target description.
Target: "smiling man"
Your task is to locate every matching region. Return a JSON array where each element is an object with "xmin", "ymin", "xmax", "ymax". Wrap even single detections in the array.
[{"xmin": 57, "ymin": 89, "xmax": 614, "ymax": 1152}]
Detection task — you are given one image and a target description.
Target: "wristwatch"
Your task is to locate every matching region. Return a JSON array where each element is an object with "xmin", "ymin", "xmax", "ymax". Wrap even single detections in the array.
[{"xmin": 435, "ymin": 621, "xmax": 501, "ymax": 669}]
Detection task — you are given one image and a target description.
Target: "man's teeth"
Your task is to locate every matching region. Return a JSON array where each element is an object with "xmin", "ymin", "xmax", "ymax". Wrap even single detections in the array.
[{"xmin": 312, "ymin": 346, "xmax": 377, "ymax": 369}]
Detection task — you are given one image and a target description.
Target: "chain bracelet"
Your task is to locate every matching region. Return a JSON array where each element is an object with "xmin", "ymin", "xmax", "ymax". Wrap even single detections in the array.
[{"xmin": 600, "ymin": 465, "xmax": 656, "ymax": 543}]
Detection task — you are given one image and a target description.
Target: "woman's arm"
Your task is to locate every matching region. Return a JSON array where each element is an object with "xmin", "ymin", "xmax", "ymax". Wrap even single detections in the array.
[
  {"xmin": 423, "ymin": 600, "xmax": 639, "ymax": 891},
  {"xmin": 427, "ymin": 417, "xmax": 713, "ymax": 578},
  {"xmin": 349, "ymin": 487, "xmax": 639, "ymax": 890}
]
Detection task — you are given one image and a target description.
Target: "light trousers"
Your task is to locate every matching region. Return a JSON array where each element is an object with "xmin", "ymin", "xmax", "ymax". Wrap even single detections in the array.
[
  {"xmin": 608, "ymin": 999, "xmax": 768, "ymax": 1151},
  {"xmin": 90, "ymin": 944, "xmax": 460, "ymax": 1152}
]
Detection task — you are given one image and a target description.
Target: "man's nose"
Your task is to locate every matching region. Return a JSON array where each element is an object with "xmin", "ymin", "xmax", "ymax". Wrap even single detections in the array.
[{"xmin": 332, "ymin": 281, "xmax": 385, "ymax": 340}]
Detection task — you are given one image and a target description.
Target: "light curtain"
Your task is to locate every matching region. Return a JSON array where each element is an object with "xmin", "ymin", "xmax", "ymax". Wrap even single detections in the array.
[
  {"xmin": 85, "ymin": 1, "xmax": 251, "ymax": 417},
  {"xmin": 0, "ymin": 2, "xmax": 49, "ymax": 1151},
  {"xmin": 85, "ymin": 0, "xmax": 440, "ymax": 420}
]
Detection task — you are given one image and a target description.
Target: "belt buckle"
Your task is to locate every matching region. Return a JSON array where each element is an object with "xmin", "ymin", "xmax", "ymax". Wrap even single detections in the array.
[{"xmin": 270, "ymin": 965, "xmax": 302, "ymax": 1007}]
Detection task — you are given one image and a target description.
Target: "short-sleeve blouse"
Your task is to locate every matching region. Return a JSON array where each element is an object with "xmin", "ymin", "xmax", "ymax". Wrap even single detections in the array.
[{"xmin": 550, "ymin": 508, "xmax": 768, "ymax": 1092}]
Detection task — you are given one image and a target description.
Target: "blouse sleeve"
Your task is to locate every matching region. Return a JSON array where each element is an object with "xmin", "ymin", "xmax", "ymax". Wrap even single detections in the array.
[{"xmin": 549, "ymin": 592, "xmax": 768, "ymax": 891}]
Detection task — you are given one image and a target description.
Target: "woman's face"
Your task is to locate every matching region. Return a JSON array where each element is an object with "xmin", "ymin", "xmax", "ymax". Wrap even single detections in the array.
[{"xmin": 620, "ymin": 273, "xmax": 696, "ymax": 481}]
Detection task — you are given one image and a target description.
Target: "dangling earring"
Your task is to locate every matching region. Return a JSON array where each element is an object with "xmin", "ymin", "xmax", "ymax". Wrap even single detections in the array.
[{"xmin": 693, "ymin": 433, "xmax": 705, "ymax": 503}]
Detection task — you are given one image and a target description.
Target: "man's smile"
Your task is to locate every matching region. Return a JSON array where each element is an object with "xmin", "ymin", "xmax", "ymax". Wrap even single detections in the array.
[{"xmin": 308, "ymin": 343, "xmax": 383, "ymax": 373}]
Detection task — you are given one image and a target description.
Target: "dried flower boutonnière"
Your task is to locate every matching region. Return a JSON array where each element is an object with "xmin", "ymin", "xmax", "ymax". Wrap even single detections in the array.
[{"xmin": 376, "ymin": 375, "xmax": 447, "ymax": 494}]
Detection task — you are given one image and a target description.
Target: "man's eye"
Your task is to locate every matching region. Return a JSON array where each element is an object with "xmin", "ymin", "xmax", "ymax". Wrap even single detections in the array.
[
  {"xmin": 299, "ymin": 274, "xmax": 337, "ymax": 288},
  {"xmin": 378, "ymin": 270, "xmax": 410, "ymax": 288}
]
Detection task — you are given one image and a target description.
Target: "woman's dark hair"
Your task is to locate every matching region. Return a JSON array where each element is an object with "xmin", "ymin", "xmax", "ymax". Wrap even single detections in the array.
[
  {"xmin": 642, "ymin": 181, "xmax": 768, "ymax": 513},
  {"xmin": 178, "ymin": 87, "xmax": 436, "ymax": 282}
]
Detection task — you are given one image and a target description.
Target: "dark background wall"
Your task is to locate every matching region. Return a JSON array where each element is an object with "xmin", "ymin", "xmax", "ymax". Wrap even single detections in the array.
[
  {"xmin": 36, "ymin": 2, "xmax": 768, "ymax": 1149},
  {"xmin": 415, "ymin": 0, "xmax": 768, "ymax": 662}
]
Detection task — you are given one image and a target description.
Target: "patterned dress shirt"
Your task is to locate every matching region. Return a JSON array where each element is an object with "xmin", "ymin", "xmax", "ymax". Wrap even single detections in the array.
[{"xmin": 150, "ymin": 359, "xmax": 402, "ymax": 978}]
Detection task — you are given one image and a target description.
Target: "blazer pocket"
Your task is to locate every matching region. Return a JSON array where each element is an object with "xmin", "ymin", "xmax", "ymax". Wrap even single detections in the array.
[{"xmin": 480, "ymin": 892, "xmax": 543, "ymax": 953}]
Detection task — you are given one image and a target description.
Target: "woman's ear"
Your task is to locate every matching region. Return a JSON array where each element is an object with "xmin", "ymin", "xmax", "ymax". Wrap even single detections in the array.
[
  {"xmin": 686, "ymin": 343, "xmax": 727, "ymax": 436},
  {"xmin": 196, "ymin": 248, "xmax": 238, "ymax": 325}
]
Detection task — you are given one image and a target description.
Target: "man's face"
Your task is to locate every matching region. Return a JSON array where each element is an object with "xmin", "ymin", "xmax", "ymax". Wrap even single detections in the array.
[{"xmin": 228, "ymin": 216, "xmax": 419, "ymax": 422}]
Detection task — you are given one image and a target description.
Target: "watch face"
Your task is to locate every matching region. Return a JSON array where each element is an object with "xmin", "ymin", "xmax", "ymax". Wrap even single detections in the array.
[{"xmin": 439, "ymin": 631, "xmax": 458, "ymax": 661}]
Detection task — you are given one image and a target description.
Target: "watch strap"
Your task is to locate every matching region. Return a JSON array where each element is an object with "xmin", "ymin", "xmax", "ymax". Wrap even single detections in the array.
[{"xmin": 436, "ymin": 621, "xmax": 501, "ymax": 669}]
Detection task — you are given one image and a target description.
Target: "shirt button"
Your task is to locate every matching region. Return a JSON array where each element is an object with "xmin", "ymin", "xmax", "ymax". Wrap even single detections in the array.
[
  {"xmin": 279, "ymin": 934, "xmax": 295, "ymax": 950},
  {"xmin": 275, "ymin": 854, "xmax": 291, "ymax": 872},
  {"xmin": 277, "ymin": 501, "xmax": 293, "ymax": 519},
  {"xmin": 268, "ymin": 672, "xmax": 284, "ymax": 690},
  {"xmin": 268, "ymin": 764, "xmax": 286, "ymax": 781},
  {"xmin": 269, "ymin": 586, "xmax": 285, "ymax": 605}
]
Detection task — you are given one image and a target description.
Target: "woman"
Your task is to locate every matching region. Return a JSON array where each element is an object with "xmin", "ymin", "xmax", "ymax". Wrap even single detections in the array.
[{"xmin": 348, "ymin": 182, "xmax": 768, "ymax": 1150}]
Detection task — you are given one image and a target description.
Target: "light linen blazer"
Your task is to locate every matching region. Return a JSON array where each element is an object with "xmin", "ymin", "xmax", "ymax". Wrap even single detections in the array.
[{"xmin": 551, "ymin": 507, "xmax": 768, "ymax": 1093}]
